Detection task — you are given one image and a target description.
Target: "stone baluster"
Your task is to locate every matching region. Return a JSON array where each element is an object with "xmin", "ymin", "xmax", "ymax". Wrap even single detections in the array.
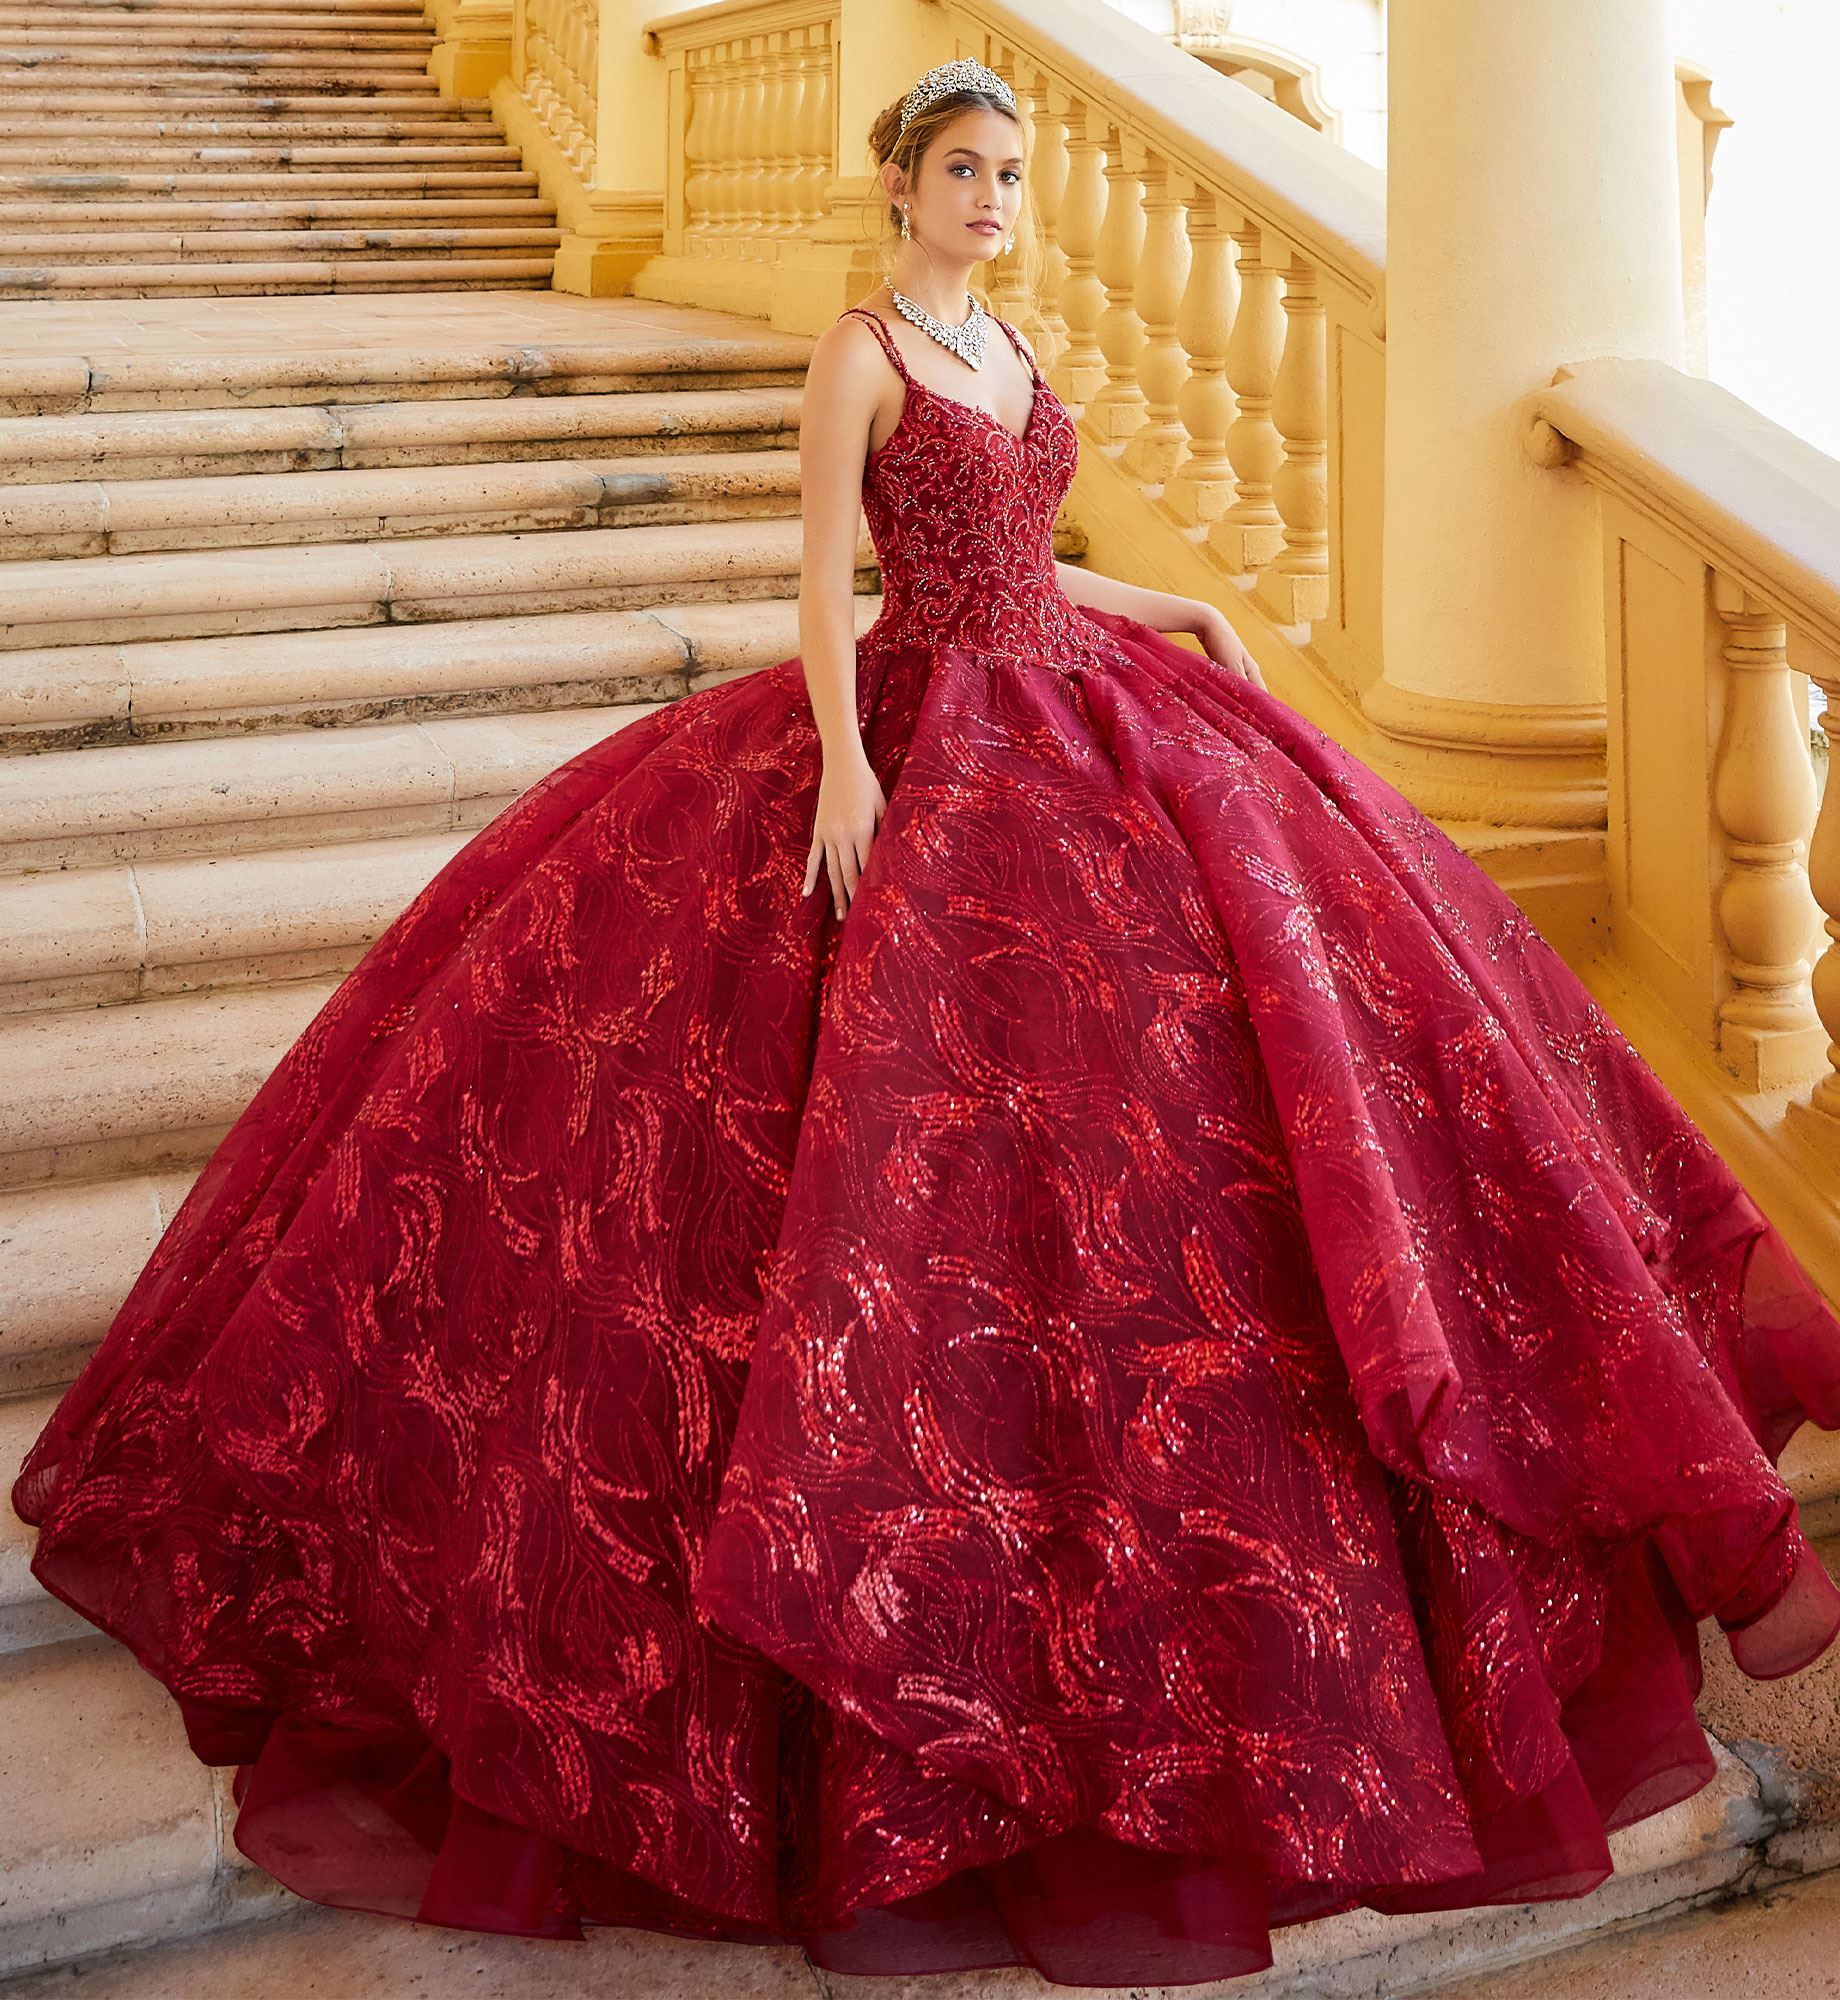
[
  {"xmin": 1050, "ymin": 95, "xmax": 1107, "ymax": 408},
  {"xmin": 1088, "ymin": 128, "xmax": 1147, "ymax": 442},
  {"xmin": 1163, "ymin": 182, "xmax": 1239, "ymax": 526},
  {"xmin": 1209, "ymin": 216, "xmax": 1286, "ymax": 573},
  {"xmin": 1710, "ymin": 580, "xmax": 1823, "ymax": 1088},
  {"xmin": 733, "ymin": 44, "xmax": 769, "ymax": 248},
  {"xmin": 1122, "ymin": 150, "xmax": 1191, "ymax": 482},
  {"xmin": 709, "ymin": 53, "xmax": 742, "ymax": 243},
  {"xmin": 1798, "ymin": 657, "xmax": 1840, "ymax": 1137},
  {"xmin": 756, "ymin": 36, "xmax": 795, "ymax": 245},
  {"xmin": 1253, "ymin": 253, "xmax": 1330, "ymax": 625},
  {"xmin": 682, "ymin": 56, "xmax": 714, "ymax": 243},
  {"xmin": 1020, "ymin": 75, "xmax": 1070, "ymax": 373},
  {"xmin": 792, "ymin": 32, "xmax": 832, "ymax": 234}
]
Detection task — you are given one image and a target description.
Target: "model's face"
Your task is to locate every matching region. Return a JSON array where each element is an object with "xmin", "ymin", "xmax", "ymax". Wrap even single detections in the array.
[{"xmin": 893, "ymin": 106, "xmax": 1024, "ymax": 263}]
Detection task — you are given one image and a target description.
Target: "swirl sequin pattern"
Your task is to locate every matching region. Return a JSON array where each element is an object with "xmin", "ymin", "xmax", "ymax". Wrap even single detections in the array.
[{"xmin": 14, "ymin": 307, "xmax": 1840, "ymax": 1989}]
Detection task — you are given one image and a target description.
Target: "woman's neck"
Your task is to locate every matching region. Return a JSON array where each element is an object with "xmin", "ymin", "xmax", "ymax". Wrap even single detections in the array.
[{"xmin": 886, "ymin": 251, "xmax": 978, "ymax": 324}]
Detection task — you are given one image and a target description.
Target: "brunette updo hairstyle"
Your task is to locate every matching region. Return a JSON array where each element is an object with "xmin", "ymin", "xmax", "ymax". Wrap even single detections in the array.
[{"xmin": 866, "ymin": 77, "xmax": 1030, "ymax": 242}]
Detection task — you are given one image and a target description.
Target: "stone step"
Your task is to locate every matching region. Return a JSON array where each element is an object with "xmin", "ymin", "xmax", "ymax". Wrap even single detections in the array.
[
  {"xmin": 0, "ymin": 1645, "xmax": 1799, "ymax": 1998},
  {"xmin": 1424, "ymin": 1869, "xmax": 1840, "ymax": 1999},
  {"xmin": 0, "ymin": 143, "xmax": 522, "ymax": 173},
  {"xmin": 2, "ymin": 339, "xmax": 807, "ymax": 420},
  {"xmin": 0, "ymin": 170, "xmax": 541, "ymax": 198},
  {"xmin": 0, "ymin": 698, "xmax": 668, "ymax": 877},
  {"xmin": 0, "ymin": 826, "xmax": 474, "ymax": 1019},
  {"xmin": 1, "ymin": 592, "xmax": 853, "ymax": 752},
  {"xmin": 0, "ymin": 1635, "xmax": 288, "ymax": 1979},
  {"xmin": 0, "ymin": 258, "xmax": 559, "ymax": 300},
  {"xmin": 0, "ymin": 968, "xmax": 347, "ymax": 1186},
  {"xmin": 0, "ymin": 198, "xmax": 555, "ymax": 228},
  {"xmin": 0, "ymin": 68, "xmax": 447, "ymax": 95},
  {"xmin": 0, "ymin": 10, "xmax": 423, "ymax": 30},
  {"xmin": 0, "ymin": 1386, "xmax": 93, "ymax": 1648},
  {"xmin": 0, "ymin": 27, "xmax": 435, "ymax": 54},
  {"xmin": 0, "ymin": 383, "xmax": 804, "ymax": 476},
  {"xmin": 0, "ymin": 89, "xmax": 473, "ymax": 116},
  {"xmin": 17, "ymin": 0, "xmax": 426, "ymax": 14},
  {"xmin": 0, "ymin": 516, "xmax": 827, "ymax": 659},
  {"xmin": 0, "ymin": 224, "xmax": 563, "ymax": 262},
  {"xmin": 0, "ymin": 1171, "xmax": 197, "ymax": 1400},
  {"xmin": 0, "ymin": 40, "xmax": 433, "ymax": 67},
  {"xmin": 0, "ymin": 110, "xmax": 503, "ymax": 133},
  {"xmin": 0, "ymin": 446, "xmax": 804, "ymax": 559}
]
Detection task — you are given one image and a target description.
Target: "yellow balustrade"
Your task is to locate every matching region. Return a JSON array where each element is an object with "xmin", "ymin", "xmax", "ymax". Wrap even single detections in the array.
[
  {"xmin": 920, "ymin": 2, "xmax": 1385, "ymax": 745},
  {"xmin": 417, "ymin": 0, "xmax": 1840, "ymax": 1268},
  {"xmin": 1519, "ymin": 358, "xmax": 1840, "ymax": 1267},
  {"xmin": 636, "ymin": 0, "xmax": 839, "ymax": 315},
  {"xmin": 618, "ymin": 0, "xmax": 1383, "ymax": 715}
]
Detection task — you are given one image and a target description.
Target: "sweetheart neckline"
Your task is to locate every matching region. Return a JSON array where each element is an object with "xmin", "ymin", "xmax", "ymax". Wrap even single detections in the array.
[
  {"xmin": 866, "ymin": 370, "xmax": 1046, "ymax": 467},
  {"xmin": 852, "ymin": 306, "xmax": 1046, "ymax": 465}
]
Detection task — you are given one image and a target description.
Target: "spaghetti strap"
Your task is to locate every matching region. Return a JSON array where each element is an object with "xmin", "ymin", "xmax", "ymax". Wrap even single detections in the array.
[
  {"xmin": 990, "ymin": 313, "xmax": 1041, "ymax": 380},
  {"xmin": 838, "ymin": 306, "xmax": 915, "ymax": 384}
]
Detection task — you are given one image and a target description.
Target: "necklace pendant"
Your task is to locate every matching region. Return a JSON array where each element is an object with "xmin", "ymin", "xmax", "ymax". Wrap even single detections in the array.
[{"xmin": 891, "ymin": 289, "xmax": 988, "ymax": 370}]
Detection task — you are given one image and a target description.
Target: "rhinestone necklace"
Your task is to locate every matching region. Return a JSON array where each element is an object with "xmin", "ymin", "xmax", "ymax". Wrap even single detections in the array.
[{"xmin": 890, "ymin": 288, "xmax": 988, "ymax": 370}]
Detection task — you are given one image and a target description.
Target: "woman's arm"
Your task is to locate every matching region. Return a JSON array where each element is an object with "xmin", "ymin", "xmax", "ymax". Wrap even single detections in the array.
[
  {"xmin": 796, "ymin": 321, "xmax": 899, "ymax": 918},
  {"xmin": 1054, "ymin": 560, "xmax": 1208, "ymax": 634},
  {"xmin": 1056, "ymin": 561, "xmax": 1267, "ymax": 689}
]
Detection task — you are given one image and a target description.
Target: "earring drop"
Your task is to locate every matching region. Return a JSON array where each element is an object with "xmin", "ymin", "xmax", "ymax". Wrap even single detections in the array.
[
  {"xmin": 900, "ymin": 205, "xmax": 911, "ymax": 240},
  {"xmin": 1004, "ymin": 233, "xmax": 1014, "ymax": 254}
]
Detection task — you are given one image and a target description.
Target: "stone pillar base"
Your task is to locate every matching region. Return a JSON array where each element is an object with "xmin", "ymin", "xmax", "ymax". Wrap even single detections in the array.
[
  {"xmin": 426, "ymin": 0, "xmax": 511, "ymax": 99},
  {"xmin": 550, "ymin": 208, "xmax": 665, "ymax": 298},
  {"xmin": 1358, "ymin": 676, "xmax": 1607, "ymax": 829},
  {"xmin": 633, "ymin": 177, "xmax": 883, "ymax": 332}
]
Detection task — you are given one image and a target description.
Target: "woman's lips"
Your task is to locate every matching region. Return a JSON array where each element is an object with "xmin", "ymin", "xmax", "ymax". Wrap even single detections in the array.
[{"xmin": 969, "ymin": 221, "xmax": 1002, "ymax": 234}]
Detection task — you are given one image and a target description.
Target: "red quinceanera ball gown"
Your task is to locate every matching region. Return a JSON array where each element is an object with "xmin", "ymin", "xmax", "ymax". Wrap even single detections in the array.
[{"xmin": 14, "ymin": 305, "xmax": 1840, "ymax": 1988}]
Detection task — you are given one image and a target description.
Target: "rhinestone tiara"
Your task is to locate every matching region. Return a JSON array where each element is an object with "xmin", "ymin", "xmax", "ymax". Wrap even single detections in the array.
[{"xmin": 897, "ymin": 58, "xmax": 1017, "ymax": 136}]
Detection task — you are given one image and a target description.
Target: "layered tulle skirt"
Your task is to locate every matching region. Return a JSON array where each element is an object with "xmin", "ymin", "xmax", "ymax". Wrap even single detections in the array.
[{"xmin": 15, "ymin": 608, "xmax": 1840, "ymax": 1986}]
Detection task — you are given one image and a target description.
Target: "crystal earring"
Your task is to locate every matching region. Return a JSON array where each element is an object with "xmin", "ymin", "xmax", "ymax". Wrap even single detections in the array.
[
  {"xmin": 900, "ymin": 204, "xmax": 911, "ymax": 240},
  {"xmin": 1004, "ymin": 233, "xmax": 1015, "ymax": 254}
]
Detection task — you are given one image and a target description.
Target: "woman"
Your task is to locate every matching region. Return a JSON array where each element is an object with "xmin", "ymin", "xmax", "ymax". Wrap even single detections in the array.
[{"xmin": 14, "ymin": 58, "xmax": 1840, "ymax": 1989}]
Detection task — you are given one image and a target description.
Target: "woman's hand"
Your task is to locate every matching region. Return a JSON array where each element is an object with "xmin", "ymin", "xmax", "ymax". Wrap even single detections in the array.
[
  {"xmin": 1189, "ymin": 603, "xmax": 1266, "ymax": 690},
  {"xmin": 803, "ymin": 744, "xmax": 888, "ymax": 919}
]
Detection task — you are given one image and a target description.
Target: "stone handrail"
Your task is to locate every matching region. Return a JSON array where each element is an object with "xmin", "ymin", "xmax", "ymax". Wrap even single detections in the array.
[{"xmin": 1521, "ymin": 359, "xmax": 1839, "ymax": 1134}]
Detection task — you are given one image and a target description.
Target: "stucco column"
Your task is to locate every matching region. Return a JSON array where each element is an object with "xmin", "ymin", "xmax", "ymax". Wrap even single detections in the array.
[
  {"xmin": 1370, "ymin": 0, "xmax": 1685, "ymax": 825},
  {"xmin": 543, "ymin": 0, "xmax": 669, "ymax": 296}
]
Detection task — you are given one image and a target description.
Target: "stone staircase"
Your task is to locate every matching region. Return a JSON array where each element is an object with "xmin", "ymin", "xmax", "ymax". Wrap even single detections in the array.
[
  {"xmin": 0, "ymin": 0, "xmax": 558, "ymax": 297},
  {"xmin": 0, "ymin": 285, "xmax": 889, "ymax": 1976},
  {"xmin": 0, "ymin": 196, "xmax": 1835, "ymax": 2000}
]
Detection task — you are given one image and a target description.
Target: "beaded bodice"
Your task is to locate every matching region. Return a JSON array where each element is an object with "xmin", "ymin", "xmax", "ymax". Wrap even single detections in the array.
[{"xmin": 841, "ymin": 306, "xmax": 1118, "ymax": 673}]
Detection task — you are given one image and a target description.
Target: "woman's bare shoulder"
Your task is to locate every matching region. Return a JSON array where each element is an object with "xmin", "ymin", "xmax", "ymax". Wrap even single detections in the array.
[{"xmin": 809, "ymin": 306, "xmax": 891, "ymax": 370}]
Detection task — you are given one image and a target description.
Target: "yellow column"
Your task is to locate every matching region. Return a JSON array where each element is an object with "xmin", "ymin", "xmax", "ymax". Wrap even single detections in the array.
[
  {"xmin": 427, "ymin": 0, "xmax": 512, "ymax": 98},
  {"xmin": 545, "ymin": 0, "xmax": 668, "ymax": 295},
  {"xmin": 1370, "ymin": 0, "xmax": 1685, "ymax": 826}
]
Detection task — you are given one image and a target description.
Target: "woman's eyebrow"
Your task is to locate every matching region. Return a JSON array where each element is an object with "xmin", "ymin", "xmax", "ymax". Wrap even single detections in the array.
[{"xmin": 941, "ymin": 146, "xmax": 1025, "ymax": 166}]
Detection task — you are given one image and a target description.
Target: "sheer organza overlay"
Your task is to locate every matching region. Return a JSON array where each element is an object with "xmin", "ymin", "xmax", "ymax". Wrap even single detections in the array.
[{"xmin": 14, "ymin": 309, "xmax": 1840, "ymax": 1989}]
